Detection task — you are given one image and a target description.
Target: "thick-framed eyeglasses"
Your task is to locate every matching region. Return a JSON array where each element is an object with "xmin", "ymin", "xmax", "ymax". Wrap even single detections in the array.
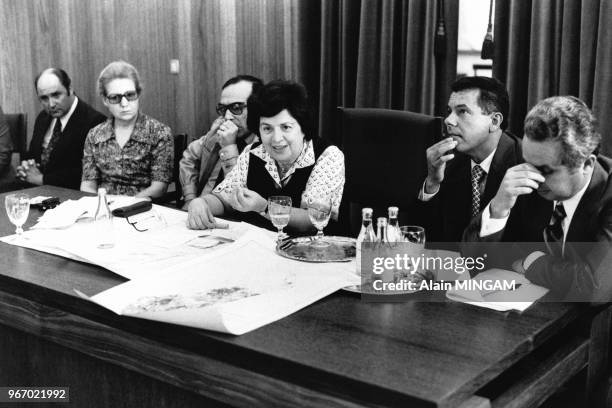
[
  {"xmin": 106, "ymin": 91, "xmax": 139, "ymax": 104},
  {"xmin": 126, "ymin": 210, "xmax": 167, "ymax": 232},
  {"xmin": 216, "ymin": 102, "xmax": 246, "ymax": 116}
]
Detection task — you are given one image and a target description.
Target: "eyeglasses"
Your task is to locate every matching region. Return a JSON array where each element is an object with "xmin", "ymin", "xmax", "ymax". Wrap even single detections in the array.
[
  {"xmin": 106, "ymin": 91, "xmax": 139, "ymax": 104},
  {"xmin": 216, "ymin": 102, "xmax": 246, "ymax": 116},
  {"xmin": 126, "ymin": 210, "xmax": 167, "ymax": 232}
]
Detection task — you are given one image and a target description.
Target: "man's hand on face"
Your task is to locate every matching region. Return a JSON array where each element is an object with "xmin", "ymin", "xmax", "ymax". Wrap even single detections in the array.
[
  {"xmin": 208, "ymin": 117, "xmax": 225, "ymax": 136},
  {"xmin": 424, "ymin": 137, "xmax": 457, "ymax": 194},
  {"xmin": 489, "ymin": 163, "xmax": 545, "ymax": 219},
  {"xmin": 216, "ymin": 119, "xmax": 240, "ymax": 147}
]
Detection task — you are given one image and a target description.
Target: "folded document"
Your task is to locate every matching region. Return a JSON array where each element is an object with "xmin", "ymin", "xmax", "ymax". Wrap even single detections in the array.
[{"xmin": 446, "ymin": 269, "xmax": 549, "ymax": 312}]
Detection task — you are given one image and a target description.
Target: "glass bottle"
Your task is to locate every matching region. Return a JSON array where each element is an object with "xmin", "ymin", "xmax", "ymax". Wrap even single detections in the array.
[
  {"xmin": 387, "ymin": 206, "xmax": 401, "ymax": 242},
  {"xmin": 94, "ymin": 188, "xmax": 114, "ymax": 249},
  {"xmin": 356, "ymin": 208, "xmax": 378, "ymax": 275},
  {"xmin": 376, "ymin": 217, "xmax": 388, "ymax": 244}
]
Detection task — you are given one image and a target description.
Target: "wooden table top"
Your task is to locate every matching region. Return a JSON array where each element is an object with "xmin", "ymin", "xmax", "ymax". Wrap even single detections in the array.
[{"xmin": 0, "ymin": 186, "xmax": 594, "ymax": 408}]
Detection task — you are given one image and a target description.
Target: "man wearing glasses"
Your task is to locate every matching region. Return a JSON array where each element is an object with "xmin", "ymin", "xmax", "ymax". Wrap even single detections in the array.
[
  {"xmin": 17, "ymin": 68, "xmax": 106, "ymax": 189},
  {"xmin": 179, "ymin": 75, "xmax": 263, "ymax": 210}
]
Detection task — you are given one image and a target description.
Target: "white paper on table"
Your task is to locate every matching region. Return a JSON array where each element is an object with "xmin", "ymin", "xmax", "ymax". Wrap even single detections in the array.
[
  {"xmin": 78, "ymin": 240, "xmax": 360, "ymax": 335},
  {"xmin": 445, "ymin": 268, "xmax": 549, "ymax": 312},
  {"xmin": 30, "ymin": 195, "xmax": 150, "ymax": 230},
  {"xmin": 31, "ymin": 199, "xmax": 89, "ymax": 229},
  {"xmin": 143, "ymin": 205, "xmax": 251, "ymax": 249},
  {"xmin": 2, "ymin": 206, "xmax": 276, "ymax": 280}
]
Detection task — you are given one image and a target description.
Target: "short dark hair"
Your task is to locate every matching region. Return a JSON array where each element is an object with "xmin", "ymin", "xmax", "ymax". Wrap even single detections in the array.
[
  {"xmin": 524, "ymin": 95, "xmax": 600, "ymax": 168},
  {"xmin": 34, "ymin": 68, "xmax": 72, "ymax": 93},
  {"xmin": 247, "ymin": 80, "xmax": 313, "ymax": 140},
  {"xmin": 222, "ymin": 75, "xmax": 263, "ymax": 94},
  {"xmin": 451, "ymin": 76, "xmax": 509, "ymax": 130}
]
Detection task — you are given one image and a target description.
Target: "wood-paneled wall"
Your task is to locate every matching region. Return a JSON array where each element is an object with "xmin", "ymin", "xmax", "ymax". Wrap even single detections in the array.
[{"xmin": 0, "ymin": 0, "xmax": 311, "ymax": 144}]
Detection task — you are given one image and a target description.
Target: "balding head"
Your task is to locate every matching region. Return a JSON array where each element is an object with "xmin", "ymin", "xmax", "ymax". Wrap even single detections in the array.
[{"xmin": 35, "ymin": 68, "xmax": 75, "ymax": 118}]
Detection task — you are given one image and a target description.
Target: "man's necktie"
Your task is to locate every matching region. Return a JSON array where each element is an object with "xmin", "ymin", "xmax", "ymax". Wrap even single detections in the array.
[
  {"xmin": 544, "ymin": 202, "xmax": 566, "ymax": 257},
  {"xmin": 41, "ymin": 119, "xmax": 62, "ymax": 170},
  {"xmin": 471, "ymin": 164, "xmax": 485, "ymax": 217}
]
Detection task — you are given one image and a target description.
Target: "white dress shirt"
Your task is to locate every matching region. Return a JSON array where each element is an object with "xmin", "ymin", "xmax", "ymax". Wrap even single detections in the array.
[
  {"xmin": 42, "ymin": 96, "xmax": 79, "ymax": 148},
  {"xmin": 419, "ymin": 147, "xmax": 497, "ymax": 201}
]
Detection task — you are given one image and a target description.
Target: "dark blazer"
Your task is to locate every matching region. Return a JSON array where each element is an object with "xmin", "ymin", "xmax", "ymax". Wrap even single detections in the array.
[
  {"xmin": 24, "ymin": 98, "xmax": 106, "ymax": 189},
  {"xmin": 462, "ymin": 156, "xmax": 612, "ymax": 302},
  {"xmin": 417, "ymin": 131, "xmax": 522, "ymax": 248}
]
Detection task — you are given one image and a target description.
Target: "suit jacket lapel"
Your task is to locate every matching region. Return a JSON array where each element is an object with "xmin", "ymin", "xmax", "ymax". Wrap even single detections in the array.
[
  {"xmin": 30, "ymin": 113, "xmax": 52, "ymax": 161},
  {"xmin": 60, "ymin": 98, "xmax": 84, "ymax": 137},
  {"xmin": 484, "ymin": 132, "xmax": 515, "ymax": 203},
  {"xmin": 443, "ymin": 154, "xmax": 471, "ymax": 233},
  {"xmin": 567, "ymin": 161, "xmax": 607, "ymax": 242}
]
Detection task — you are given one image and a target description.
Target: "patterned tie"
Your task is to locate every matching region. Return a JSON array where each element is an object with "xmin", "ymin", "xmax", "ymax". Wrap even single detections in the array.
[
  {"xmin": 544, "ymin": 202, "xmax": 566, "ymax": 257},
  {"xmin": 470, "ymin": 164, "xmax": 486, "ymax": 217},
  {"xmin": 41, "ymin": 119, "xmax": 62, "ymax": 170}
]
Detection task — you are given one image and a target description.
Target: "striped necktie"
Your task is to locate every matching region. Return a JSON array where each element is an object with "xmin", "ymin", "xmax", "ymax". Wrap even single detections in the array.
[{"xmin": 544, "ymin": 202, "xmax": 566, "ymax": 257}]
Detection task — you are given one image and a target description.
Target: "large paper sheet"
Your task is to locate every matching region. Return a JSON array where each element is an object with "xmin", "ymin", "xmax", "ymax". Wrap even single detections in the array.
[
  {"xmin": 1, "ymin": 199, "xmax": 276, "ymax": 279},
  {"xmin": 78, "ymin": 240, "xmax": 360, "ymax": 335}
]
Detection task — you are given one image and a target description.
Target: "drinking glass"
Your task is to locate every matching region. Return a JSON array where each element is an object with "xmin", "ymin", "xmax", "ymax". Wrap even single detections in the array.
[
  {"xmin": 400, "ymin": 226, "xmax": 426, "ymax": 276},
  {"xmin": 399, "ymin": 225, "xmax": 426, "ymax": 245},
  {"xmin": 268, "ymin": 196, "xmax": 292, "ymax": 243},
  {"xmin": 307, "ymin": 196, "xmax": 332, "ymax": 247},
  {"xmin": 5, "ymin": 193, "xmax": 30, "ymax": 235}
]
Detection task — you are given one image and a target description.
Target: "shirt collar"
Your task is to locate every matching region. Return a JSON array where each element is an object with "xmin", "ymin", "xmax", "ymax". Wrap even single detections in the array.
[
  {"xmin": 251, "ymin": 139, "xmax": 315, "ymax": 185},
  {"xmin": 129, "ymin": 113, "xmax": 150, "ymax": 143},
  {"xmin": 95, "ymin": 112, "xmax": 148, "ymax": 144},
  {"xmin": 57, "ymin": 96, "xmax": 79, "ymax": 131},
  {"xmin": 471, "ymin": 147, "xmax": 496, "ymax": 174},
  {"xmin": 557, "ymin": 168, "xmax": 593, "ymax": 228}
]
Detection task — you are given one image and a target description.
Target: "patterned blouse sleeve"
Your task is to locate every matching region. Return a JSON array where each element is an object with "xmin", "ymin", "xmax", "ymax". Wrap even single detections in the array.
[
  {"xmin": 81, "ymin": 129, "xmax": 99, "ymax": 182},
  {"xmin": 212, "ymin": 145, "xmax": 251, "ymax": 208},
  {"xmin": 151, "ymin": 126, "xmax": 174, "ymax": 183},
  {"xmin": 301, "ymin": 145, "xmax": 345, "ymax": 220}
]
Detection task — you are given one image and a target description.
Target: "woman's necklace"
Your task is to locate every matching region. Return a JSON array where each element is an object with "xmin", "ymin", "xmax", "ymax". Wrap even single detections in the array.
[{"xmin": 277, "ymin": 157, "xmax": 298, "ymax": 178}]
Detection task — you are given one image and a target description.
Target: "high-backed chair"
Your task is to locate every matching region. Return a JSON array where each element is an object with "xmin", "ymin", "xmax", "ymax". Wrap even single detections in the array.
[
  {"xmin": 5, "ymin": 113, "xmax": 27, "ymax": 166},
  {"xmin": 339, "ymin": 107, "xmax": 443, "ymax": 236},
  {"xmin": 156, "ymin": 133, "xmax": 188, "ymax": 208}
]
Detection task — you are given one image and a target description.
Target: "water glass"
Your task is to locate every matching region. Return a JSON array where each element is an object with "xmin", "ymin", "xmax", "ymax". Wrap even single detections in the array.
[
  {"xmin": 5, "ymin": 193, "xmax": 30, "ymax": 235},
  {"xmin": 268, "ymin": 196, "xmax": 292, "ymax": 243},
  {"xmin": 400, "ymin": 225, "xmax": 426, "ymax": 275},
  {"xmin": 307, "ymin": 197, "xmax": 332, "ymax": 247},
  {"xmin": 399, "ymin": 225, "xmax": 426, "ymax": 245}
]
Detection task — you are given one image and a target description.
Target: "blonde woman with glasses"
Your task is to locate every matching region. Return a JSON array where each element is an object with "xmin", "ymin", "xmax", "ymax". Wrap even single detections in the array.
[{"xmin": 80, "ymin": 61, "xmax": 173, "ymax": 199}]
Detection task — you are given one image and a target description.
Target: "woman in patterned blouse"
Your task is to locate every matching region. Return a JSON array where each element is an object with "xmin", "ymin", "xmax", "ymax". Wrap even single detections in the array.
[
  {"xmin": 186, "ymin": 80, "xmax": 345, "ymax": 233},
  {"xmin": 80, "ymin": 61, "xmax": 173, "ymax": 198}
]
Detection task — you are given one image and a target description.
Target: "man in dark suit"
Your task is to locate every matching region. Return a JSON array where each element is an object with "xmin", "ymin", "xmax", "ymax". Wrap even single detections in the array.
[
  {"xmin": 417, "ymin": 77, "xmax": 522, "ymax": 248},
  {"xmin": 17, "ymin": 68, "xmax": 106, "ymax": 189},
  {"xmin": 463, "ymin": 96, "xmax": 612, "ymax": 302}
]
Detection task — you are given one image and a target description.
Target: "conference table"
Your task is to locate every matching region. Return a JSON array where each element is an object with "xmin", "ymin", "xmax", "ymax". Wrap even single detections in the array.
[{"xmin": 0, "ymin": 186, "xmax": 610, "ymax": 408}]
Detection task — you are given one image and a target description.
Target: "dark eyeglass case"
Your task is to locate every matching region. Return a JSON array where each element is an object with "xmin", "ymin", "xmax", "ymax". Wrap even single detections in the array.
[{"xmin": 111, "ymin": 201, "xmax": 152, "ymax": 218}]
